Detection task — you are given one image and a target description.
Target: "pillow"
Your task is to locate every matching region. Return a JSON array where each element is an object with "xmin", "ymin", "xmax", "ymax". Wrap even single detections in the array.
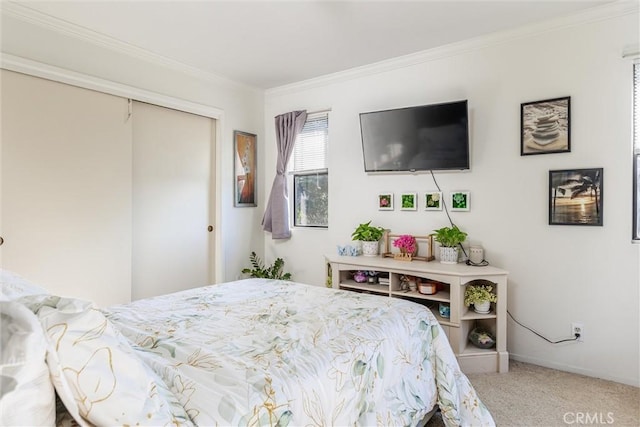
[
  {"xmin": 0, "ymin": 269, "xmax": 49, "ymax": 301},
  {"xmin": 0, "ymin": 300, "xmax": 55, "ymax": 426},
  {"xmin": 21, "ymin": 295, "xmax": 193, "ymax": 426}
]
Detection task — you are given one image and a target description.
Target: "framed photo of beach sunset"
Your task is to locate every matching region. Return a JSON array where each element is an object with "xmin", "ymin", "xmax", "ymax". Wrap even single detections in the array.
[
  {"xmin": 549, "ymin": 168, "xmax": 603, "ymax": 226},
  {"xmin": 521, "ymin": 96, "xmax": 571, "ymax": 156}
]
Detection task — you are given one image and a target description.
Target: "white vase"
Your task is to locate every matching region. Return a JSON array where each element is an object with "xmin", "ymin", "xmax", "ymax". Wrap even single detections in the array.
[
  {"xmin": 439, "ymin": 247, "xmax": 459, "ymax": 264},
  {"xmin": 474, "ymin": 300, "xmax": 491, "ymax": 314},
  {"xmin": 361, "ymin": 241, "xmax": 379, "ymax": 257}
]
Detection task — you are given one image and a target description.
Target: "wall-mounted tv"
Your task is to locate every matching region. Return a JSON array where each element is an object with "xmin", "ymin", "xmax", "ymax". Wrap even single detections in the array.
[{"xmin": 359, "ymin": 100, "xmax": 469, "ymax": 172}]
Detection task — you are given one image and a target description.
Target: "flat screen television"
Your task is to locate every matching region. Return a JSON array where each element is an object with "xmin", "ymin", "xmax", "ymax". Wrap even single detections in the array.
[{"xmin": 359, "ymin": 100, "xmax": 469, "ymax": 172}]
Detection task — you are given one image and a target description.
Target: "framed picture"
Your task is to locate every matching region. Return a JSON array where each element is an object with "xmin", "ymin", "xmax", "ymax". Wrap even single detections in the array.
[
  {"xmin": 450, "ymin": 191, "xmax": 470, "ymax": 211},
  {"xmin": 425, "ymin": 191, "xmax": 443, "ymax": 211},
  {"xmin": 234, "ymin": 130, "xmax": 257, "ymax": 207},
  {"xmin": 549, "ymin": 168, "xmax": 603, "ymax": 226},
  {"xmin": 521, "ymin": 96, "xmax": 571, "ymax": 156},
  {"xmin": 378, "ymin": 193, "xmax": 394, "ymax": 210},
  {"xmin": 400, "ymin": 193, "xmax": 417, "ymax": 211}
]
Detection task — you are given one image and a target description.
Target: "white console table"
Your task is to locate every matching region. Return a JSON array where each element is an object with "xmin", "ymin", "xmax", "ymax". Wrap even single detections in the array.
[{"xmin": 325, "ymin": 254, "xmax": 509, "ymax": 374}]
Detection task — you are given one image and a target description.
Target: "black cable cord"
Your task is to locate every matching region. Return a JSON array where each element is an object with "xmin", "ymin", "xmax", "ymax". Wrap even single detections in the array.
[
  {"xmin": 430, "ymin": 173, "xmax": 578, "ymax": 344},
  {"xmin": 429, "ymin": 170, "xmax": 489, "ymax": 266},
  {"xmin": 508, "ymin": 310, "xmax": 580, "ymax": 344},
  {"xmin": 466, "ymin": 258, "xmax": 490, "ymax": 267},
  {"xmin": 429, "ymin": 170, "xmax": 455, "ymax": 226}
]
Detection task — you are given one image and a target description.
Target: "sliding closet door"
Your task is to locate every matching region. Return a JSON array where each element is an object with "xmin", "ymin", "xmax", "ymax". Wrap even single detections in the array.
[
  {"xmin": 132, "ymin": 101, "xmax": 215, "ymax": 300},
  {"xmin": 0, "ymin": 70, "xmax": 132, "ymax": 306}
]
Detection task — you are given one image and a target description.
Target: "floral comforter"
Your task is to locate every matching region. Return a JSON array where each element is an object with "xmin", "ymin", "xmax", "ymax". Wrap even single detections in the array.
[{"xmin": 104, "ymin": 278, "xmax": 494, "ymax": 427}]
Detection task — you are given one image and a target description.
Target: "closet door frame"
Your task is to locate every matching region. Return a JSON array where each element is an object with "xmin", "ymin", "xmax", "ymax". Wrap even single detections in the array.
[{"xmin": 1, "ymin": 54, "xmax": 225, "ymax": 285}]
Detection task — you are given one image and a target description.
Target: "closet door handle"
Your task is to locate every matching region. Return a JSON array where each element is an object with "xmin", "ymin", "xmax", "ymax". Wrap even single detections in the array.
[
  {"xmin": 207, "ymin": 226, "xmax": 213, "ymax": 232},
  {"xmin": 0, "ymin": 236, "xmax": 3, "ymax": 246}
]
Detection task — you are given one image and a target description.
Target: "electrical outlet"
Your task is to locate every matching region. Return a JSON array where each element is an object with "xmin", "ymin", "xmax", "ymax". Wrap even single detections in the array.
[{"xmin": 572, "ymin": 322, "xmax": 584, "ymax": 342}]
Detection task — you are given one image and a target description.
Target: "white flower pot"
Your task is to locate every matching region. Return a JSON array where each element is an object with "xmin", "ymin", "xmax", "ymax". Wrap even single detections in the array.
[
  {"xmin": 439, "ymin": 247, "xmax": 459, "ymax": 264},
  {"xmin": 474, "ymin": 300, "xmax": 491, "ymax": 314},
  {"xmin": 361, "ymin": 241, "xmax": 379, "ymax": 257}
]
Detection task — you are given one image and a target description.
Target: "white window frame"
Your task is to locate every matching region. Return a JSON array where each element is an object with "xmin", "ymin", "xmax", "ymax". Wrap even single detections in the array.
[
  {"xmin": 290, "ymin": 111, "xmax": 329, "ymax": 228},
  {"xmin": 633, "ymin": 61, "xmax": 640, "ymax": 241}
]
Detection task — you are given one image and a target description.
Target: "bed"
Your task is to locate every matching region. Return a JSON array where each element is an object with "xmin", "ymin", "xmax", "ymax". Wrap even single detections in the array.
[{"xmin": 1, "ymin": 271, "xmax": 494, "ymax": 426}]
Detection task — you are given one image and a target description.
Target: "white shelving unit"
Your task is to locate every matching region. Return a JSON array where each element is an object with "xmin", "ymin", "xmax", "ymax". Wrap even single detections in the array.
[{"xmin": 325, "ymin": 254, "xmax": 509, "ymax": 374}]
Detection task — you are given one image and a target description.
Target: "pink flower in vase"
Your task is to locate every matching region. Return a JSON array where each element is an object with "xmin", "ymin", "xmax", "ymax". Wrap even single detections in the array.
[{"xmin": 393, "ymin": 234, "xmax": 417, "ymax": 255}]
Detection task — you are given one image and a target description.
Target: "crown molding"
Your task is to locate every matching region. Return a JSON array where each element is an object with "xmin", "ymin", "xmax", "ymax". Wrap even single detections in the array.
[
  {"xmin": 266, "ymin": 0, "xmax": 639, "ymax": 96},
  {"xmin": 0, "ymin": 1, "xmax": 258, "ymax": 93},
  {"xmin": 0, "ymin": 53, "xmax": 225, "ymax": 119},
  {"xmin": 2, "ymin": 0, "xmax": 636, "ymax": 97}
]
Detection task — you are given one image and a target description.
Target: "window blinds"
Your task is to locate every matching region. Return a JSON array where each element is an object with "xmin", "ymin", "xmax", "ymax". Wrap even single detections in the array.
[
  {"xmin": 634, "ymin": 63, "xmax": 639, "ymax": 153},
  {"xmin": 633, "ymin": 63, "xmax": 640, "ymax": 240},
  {"xmin": 293, "ymin": 113, "xmax": 328, "ymax": 172}
]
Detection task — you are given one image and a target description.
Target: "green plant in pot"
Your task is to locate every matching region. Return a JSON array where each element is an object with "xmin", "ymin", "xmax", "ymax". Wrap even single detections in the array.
[
  {"xmin": 464, "ymin": 283, "xmax": 497, "ymax": 314},
  {"xmin": 241, "ymin": 251, "xmax": 292, "ymax": 280},
  {"xmin": 351, "ymin": 221, "xmax": 385, "ymax": 257},
  {"xmin": 433, "ymin": 224, "xmax": 467, "ymax": 264}
]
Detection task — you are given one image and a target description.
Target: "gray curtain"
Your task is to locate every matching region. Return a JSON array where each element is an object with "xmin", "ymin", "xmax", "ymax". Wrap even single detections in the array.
[{"xmin": 262, "ymin": 110, "xmax": 307, "ymax": 239}]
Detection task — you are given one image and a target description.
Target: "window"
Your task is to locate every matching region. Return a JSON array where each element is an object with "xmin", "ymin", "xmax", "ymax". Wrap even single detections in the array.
[
  {"xmin": 634, "ymin": 63, "xmax": 640, "ymax": 240},
  {"xmin": 292, "ymin": 113, "xmax": 328, "ymax": 227}
]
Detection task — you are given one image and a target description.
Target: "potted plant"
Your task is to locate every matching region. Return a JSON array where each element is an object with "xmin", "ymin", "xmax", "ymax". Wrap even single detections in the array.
[
  {"xmin": 241, "ymin": 252, "xmax": 292, "ymax": 280},
  {"xmin": 351, "ymin": 221, "xmax": 385, "ymax": 256},
  {"xmin": 464, "ymin": 283, "xmax": 497, "ymax": 314},
  {"xmin": 433, "ymin": 224, "xmax": 467, "ymax": 264}
]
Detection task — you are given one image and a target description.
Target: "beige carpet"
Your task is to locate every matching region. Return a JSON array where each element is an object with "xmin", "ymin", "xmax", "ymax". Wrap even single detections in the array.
[{"xmin": 426, "ymin": 360, "xmax": 640, "ymax": 426}]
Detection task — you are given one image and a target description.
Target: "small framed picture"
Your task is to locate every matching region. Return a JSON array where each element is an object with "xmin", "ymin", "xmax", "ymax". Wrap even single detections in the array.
[
  {"xmin": 450, "ymin": 191, "xmax": 470, "ymax": 211},
  {"xmin": 425, "ymin": 191, "xmax": 443, "ymax": 211},
  {"xmin": 378, "ymin": 193, "xmax": 394, "ymax": 210},
  {"xmin": 234, "ymin": 130, "xmax": 257, "ymax": 207},
  {"xmin": 521, "ymin": 96, "xmax": 571, "ymax": 156},
  {"xmin": 549, "ymin": 168, "xmax": 603, "ymax": 226},
  {"xmin": 400, "ymin": 193, "xmax": 417, "ymax": 211}
]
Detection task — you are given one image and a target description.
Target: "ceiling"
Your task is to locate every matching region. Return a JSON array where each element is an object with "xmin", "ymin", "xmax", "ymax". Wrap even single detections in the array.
[{"xmin": 18, "ymin": 1, "xmax": 612, "ymax": 89}]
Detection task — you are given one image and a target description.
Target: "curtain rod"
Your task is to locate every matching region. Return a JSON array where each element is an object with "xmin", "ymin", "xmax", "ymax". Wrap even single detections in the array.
[
  {"xmin": 622, "ymin": 45, "xmax": 639, "ymax": 60},
  {"xmin": 307, "ymin": 108, "xmax": 331, "ymax": 115}
]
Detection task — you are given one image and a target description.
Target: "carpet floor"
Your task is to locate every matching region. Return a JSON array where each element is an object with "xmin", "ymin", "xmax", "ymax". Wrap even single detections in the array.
[{"xmin": 426, "ymin": 360, "xmax": 640, "ymax": 426}]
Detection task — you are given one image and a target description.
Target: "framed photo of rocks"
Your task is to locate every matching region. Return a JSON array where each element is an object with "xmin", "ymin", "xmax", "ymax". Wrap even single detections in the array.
[{"xmin": 521, "ymin": 96, "xmax": 570, "ymax": 156}]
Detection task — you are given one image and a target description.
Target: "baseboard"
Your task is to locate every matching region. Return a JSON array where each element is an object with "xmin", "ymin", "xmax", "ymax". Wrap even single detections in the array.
[{"xmin": 509, "ymin": 353, "xmax": 639, "ymax": 388}]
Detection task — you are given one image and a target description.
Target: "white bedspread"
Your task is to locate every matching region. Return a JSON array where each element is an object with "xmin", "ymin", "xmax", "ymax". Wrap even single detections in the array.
[{"xmin": 104, "ymin": 278, "xmax": 494, "ymax": 427}]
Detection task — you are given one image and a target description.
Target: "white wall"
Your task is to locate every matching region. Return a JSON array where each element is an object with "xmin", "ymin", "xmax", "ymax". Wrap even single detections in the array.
[
  {"xmin": 1, "ymin": 5, "xmax": 266, "ymax": 283},
  {"xmin": 264, "ymin": 6, "xmax": 640, "ymax": 386}
]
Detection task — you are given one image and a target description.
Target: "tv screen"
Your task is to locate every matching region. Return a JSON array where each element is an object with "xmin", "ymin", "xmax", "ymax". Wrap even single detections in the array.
[{"xmin": 359, "ymin": 100, "xmax": 469, "ymax": 172}]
